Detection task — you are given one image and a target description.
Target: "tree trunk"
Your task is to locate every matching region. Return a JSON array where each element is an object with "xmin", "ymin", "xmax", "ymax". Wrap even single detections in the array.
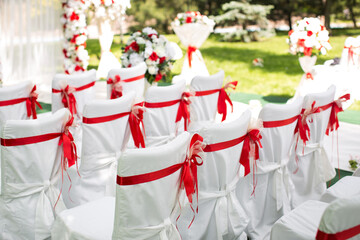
[
  {"xmin": 324, "ymin": 0, "xmax": 331, "ymax": 32},
  {"xmin": 347, "ymin": 0, "xmax": 357, "ymax": 28},
  {"xmin": 286, "ymin": 0, "xmax": 293, "ymax": 30}
]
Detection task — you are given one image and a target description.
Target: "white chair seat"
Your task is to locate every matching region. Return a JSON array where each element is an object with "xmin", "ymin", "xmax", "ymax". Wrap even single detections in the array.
[
  {"xmin": 270, "ymin": 200, "xmax": 328, "ymax": 240},
  {"xmin": 52, "ymin": 197, "xmax": 115, "ymax": 240},
  {"xmin": 320, "ymin": 176, "xmax": 360, "ymax": 203}
]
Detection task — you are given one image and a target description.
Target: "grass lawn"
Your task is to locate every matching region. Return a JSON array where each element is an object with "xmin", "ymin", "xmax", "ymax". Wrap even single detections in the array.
[{"xmin": 87, "ymin": 28, "xmax": 360, "ymax": 110}]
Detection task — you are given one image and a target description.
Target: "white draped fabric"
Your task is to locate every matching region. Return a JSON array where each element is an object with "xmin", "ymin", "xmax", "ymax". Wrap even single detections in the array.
[{"xmin": 0, "ymin": 0, "xmax": 63, "ymax": 102}]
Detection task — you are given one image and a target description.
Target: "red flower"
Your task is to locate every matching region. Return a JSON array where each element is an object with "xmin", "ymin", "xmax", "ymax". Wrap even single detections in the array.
[
  {"xmin": 75, "ymin": 57, "xmax": 80, "ymax": 62},
  {"xmin": 307, "ymin": 31, "xmax": 313, "ymax": 37},
  {"xmin": 288, "ymin": 30, "xmax": 294, "ymax": 36},
  {"xmin": 70, "ymin": 34, "xmax": 79, "ymax": 44},
  {"xmin": 63, "ymin": 49, "xmax": 68, "ymax": 58},
  {"xmin": 75, "ymin": 65, "xmax": 84, "ymax": 72},
  {"xmin": 304, "ymin": 47, "xmax": 312, "ymax": 56},
  {"xmin": 149, "ymin": 52, "xmax": 158, "ymax": 61},
  {"xmin": 125, "ymin": 41, "xmax": 139, "ymax": 53},
  {"xmin": 128, "ymin": 64, "xmax": 132, "ymax": 68},
  {"xmin": 155, "ymin": 73, "xmax": 163, "ymax": 82},
  {"xmin": 65, "ymin": 70, "xmax": 70, "ymax": 75},
  {"xmin": 148, "ymin": 34, "xmax": 158, "ymax": 39},
  {"xmin": 70, "ymin": 12, "xmax": 79, "ymax": 21},
  {"xmin": 159, "ymin": 57, "xmax": 166, "ymax": 64},
  {"xmin": 186, "ymin": 16, "xmax": 192, "ymax": 23},
  {"xmin": 297, "ymin": 39, "xmax": 305, "ymax": 47},
  {"xmin": 321, "ymin": 25, "xmax": 325, "ymax": 31}
]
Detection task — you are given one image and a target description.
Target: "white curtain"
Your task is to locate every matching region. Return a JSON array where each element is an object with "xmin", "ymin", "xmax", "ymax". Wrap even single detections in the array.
[{"xmin": 0, "ymin": 0, "xmax": 63, "ymax": 102}]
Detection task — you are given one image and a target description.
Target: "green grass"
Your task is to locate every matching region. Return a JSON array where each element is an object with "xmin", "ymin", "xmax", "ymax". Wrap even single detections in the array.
[{"xmin": 87, "ymin": 28, "xmax": 360, "ymax": 110}]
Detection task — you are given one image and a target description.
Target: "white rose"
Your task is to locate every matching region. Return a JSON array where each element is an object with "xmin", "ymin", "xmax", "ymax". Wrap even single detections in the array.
[
  {"xmin": 147, "ymin": 65, "xmax": 158, "ymax": 75},
  {"xmin": 154, "ymin": 46, "xmax": 166, "ymax": 58},
  {"xmin": 136, "ymin": 37, "xmax": 146, "ymax": 45},
  {"xmin": 129, "ymin": 53, "xmax": 144, "ymax": 66}
]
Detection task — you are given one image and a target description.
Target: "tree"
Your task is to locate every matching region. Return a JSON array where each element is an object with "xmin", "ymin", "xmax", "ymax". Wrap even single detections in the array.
[{"xmin": 346, "ymin": 0, "xmax": 357, "ymax": 28}]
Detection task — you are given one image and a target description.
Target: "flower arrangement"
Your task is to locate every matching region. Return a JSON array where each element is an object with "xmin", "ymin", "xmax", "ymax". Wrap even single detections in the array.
[
  {"xmin": 172, "ymin": 11, "xmax": 215, "ymax": 27},
  {"xmin": 287, "ymin": 17, "xmax": 332, "ymax": 56},
  {"xmin": 61, "ymin": 0, "xmax": 130, "ymax": 74},
  {"xmin": 121, "ymin": 27, "xmax": 175, "ymax": 84}
]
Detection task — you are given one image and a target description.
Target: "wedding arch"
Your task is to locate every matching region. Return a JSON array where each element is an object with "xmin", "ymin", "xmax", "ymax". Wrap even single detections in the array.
[{"xmin": 61, "ymin": 0, "xmax": 130, "ymax": 74}]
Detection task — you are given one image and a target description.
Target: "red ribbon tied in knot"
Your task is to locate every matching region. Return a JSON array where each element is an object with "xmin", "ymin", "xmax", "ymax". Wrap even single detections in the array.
[
  {"xmin": 107, "ymin": 75, "xmax": 123, "ymax": 99},
  {"xmin": 326, "ymin": 94, "xmax": 350, "ymax": 135},
  {"xmin": 59, "ymin": 115, "xmax": 78, "ymax": 168},
  {"xmin": 61, "ymin": 85, "xmax": 77, "ymax": 115},
  {"xmin": 129, "ymin": 103, "xmax": 146, "ymax": 148},
  {"xmin": 187, "ymin": 46, "xmax": 197, "ymax": 68},
  {"xmin": 306, "ymin": 72, "xmax": 314, "ymax": 80},
  {"xmin": 295, "ymin": 101, "xmax": 319, "ymax": 145},
  {"xmin": 239, "ymin": 129, "xmax": 263, "ymax": 177},
  {"xmin": 26, "ymin": 85, "xmax": 42, "ymax": 119},
  {"xmin": 218, "ymin": 81, "xmax": 238, "ymax": 122},
  {"xmin": 176, "ymin": 92, "xmax": 193, "ymax": 131},
  {"xmin": 345, "ymin": 46, "xmax": 355, "ymax": 65}
]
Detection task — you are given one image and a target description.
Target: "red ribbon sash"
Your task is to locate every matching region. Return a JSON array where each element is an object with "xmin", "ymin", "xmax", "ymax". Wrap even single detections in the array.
[
  {"xmin": 316, "ymin": 224, "xmax": 360, "ymax": 240},
  {"xmin": 129, "ymin": 103, "xmax": 146, "ymax": 148},
  {"xmin": 144, "ymin": 99, "xmax": 180, "ymax": 108},
  {"xmin": 83, "ymin": 112, "xmax": 130, "ymax": 124},
  {"xmin": 187, "ymin": 46, "xmax": 197, "ymax": 68},
  {"xmin": 52, "ymin": 81, "xmax": 95, "ymax": 114},
  {"xmin": 194, "ymin": 81, "xmax": 238, "ymax": 122},
  {"xmin": 107, "ymin": 74, "xmax": 145, "ymax": 100},
  {"xmin": 344, "ymin": 46, "xmax": 357, "ymax": 65},
  {"xmin": 175, "ymin": 92, "xmax": 192, "ymax": 131},
  {"xmin": 239, "ymin": 129, "xmax": 263, "ymax": 177},
  {"xmin": 0, "ymin": 85, "xmax": 42, "ymax": 119}
]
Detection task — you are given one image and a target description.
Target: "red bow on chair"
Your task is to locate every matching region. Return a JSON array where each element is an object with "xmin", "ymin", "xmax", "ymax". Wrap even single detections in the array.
[
  {"xmin": 218, "ymin": 81, "xmax": 238, "ymax": 122},
  {"xmin": 325, "ymin": 94, "xmax": 350, "ymax": 135},
  {"xmin": 107, "ymin": 75, "xmax": 123, "ymax": 99},
  {"xmin": 306, "ymin": 72, "xmax": 314, "ymax": 80},
  {"xmin": 345, "ymin": 46, "xmax": 356, "ymax": 65},
  {"xmin": 295, "ymin": 101, "xmax": 319, "ymax": 146},
  {"xmin": 176, "ymin": 92, "xmax": 192, "ymax": 131},
  {"xmin": 61, "ymin": 85, "xmax": 77, "ymax": 115},
  {"xmin": 128, "ymin": 103, "xmax": 146, "ymax": 148},
  {"xmin": 26, "ymin": 85, "xmax": 42, "ymax": 119},
  {"xmin": 59, "ymin": 115, "xmax": 78, "ymax": 168},
  {"xmin": 187, "ymin": 46, "xmax": 197, "ymax": 68}
]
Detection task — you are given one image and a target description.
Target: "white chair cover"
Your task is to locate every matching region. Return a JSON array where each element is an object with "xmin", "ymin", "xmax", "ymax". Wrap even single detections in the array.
[
  {"xmin": 0, "ymin": 81, "xmax": 34, "ymax": 194},
  {"xmin": 289, "ymin": 86, "xmax": 336, "ymax": 208},
  {"xmin": 189, "ymin": 70, "xmax": 224, "ymax": 124},
  {"xmin": 270, "ymin": 200, "xmax": 329, "ymax": 240},
  {"xmin": 340, "ymin": 37, "xmax": 360, "ymax": 68},
  {"xmin": 52, "ymin": 69, "xmax": 97, "ymax": 117},
  {"xmin": 107, "ymin": 62, "xmax": 147, "ymax": 102},
  {"xmin": 64, "ymin": 92, "xmax": 135, "ymax": 208},
  {"xmin": 0, "ymin": 108, "xmax": 70, "ymax": 240},
  {"xmin": 52, "ymin": 132, "xmax": 191, "ymax": 240},
  {"xmin": 271, "ymin": 196, "xmax": 360, "ymax": 240},
  {"xmin": 320, "ymin": 176, "xmax": 360, "ymax": 203},
  {"xmin": 143, "ymin": 80, "xmax": 186, "ymax": 147},
  {"xmin": 236, "ymin": 98, "xmax": 303, "ymax": 240},
  {"xmin": 178, "ymin": 109, "xmax": 251, "ymax": 240}
]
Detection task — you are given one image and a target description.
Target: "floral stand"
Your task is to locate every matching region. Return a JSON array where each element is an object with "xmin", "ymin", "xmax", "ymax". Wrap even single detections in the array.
[{"xmin": 172, "ymin": 19, "xmax": 214, "ymax": 84}]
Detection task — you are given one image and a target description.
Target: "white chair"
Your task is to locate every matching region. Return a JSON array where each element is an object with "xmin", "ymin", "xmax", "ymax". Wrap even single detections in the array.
[
  {"xmin": 52, "ymin": 69, "xmax": 96, "ymax": 117},
  {"xmin": 340, "ymin": 37, "xmax": 360, "ymax": 68},
  {"xmin": 52, "ymin": 131, "xmax": 194, "ymax": 240},
  {"xmin": 189, "ymin": 70, "xmax": 224, "ymax": 124},
  {"xmin": 63, "ymin": 92, "xmax": 136, "ymax": 208},
  {"xmin": 178, "ymin": 109, "xmax": 251, "ymax": 240},
  {"xmin": 107, "ymin": 62, "xmax": 146, "ymax": 102},
  {"xmin": 0, "ymin": 108, "xmax": 71, "ymax": 240},
  {"xmin": 289, "ymin": 86, "xmax": 336, "ymax": 208},
  {"xmin": 143, "ymin": 79, "xmax": 186, "ymax": 147},
  {"xmin": 270, "ymin": 196, "xmax": 360, "ymax": 240},
  {"xmin": 320, "ymin": 176, "xmax": 360, "ymax": 203},
  {"xmin": 236, "ymin": 97, "xmax": 303, "ymax": 240}
]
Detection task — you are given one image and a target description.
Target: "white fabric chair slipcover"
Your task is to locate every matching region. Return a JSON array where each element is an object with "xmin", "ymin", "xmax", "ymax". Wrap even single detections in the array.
[
  {"xmin": 189, "ymin": 70, "xmax": 224, "ymax": 124},
  {"xmin": 0, "ymin": 81, "xmax": 34, "ymax": 194},
  {"xmin": 354, "ymin": 167, "xmax": 360, "ymax": 177},
  {"xmin": 236, "ymin": 97, "xmax": 303, "ymax": 240},
  {"xmin": 52, "ymin": 132, "xmax": 191, "ymax": 240},
  {"xmin": 178, "ymin": 109, "xmax": 251, "ymax": 240},
  {"xmin": 52, "ymin": 69, "xmax": 96, "ymax": 117},
  {"xmin": 143, "ymin": 79, "xmax": 186, "ymax": 147},
  {"xmin": 320, "ymin": 176, "xmax": 360, "ymax": 203},
  {"xmin": 107, "ymin": 62, "xmax": 146, "ymax": 102},
  {"xmin": 0, "ymin": 108, "xmax": 70, "ymax": 240},
  {"xmin": 340, "ymin": 37, "xmax": 360, "ymax": 68},
  {"xmin": 289, "ymin": 85, "xmax": 336, "ymax": 208},
  {"xmin": 271, "ymin": 196, "xmax": 360, "ymax": 240},
  {"xmin": 63, "ymin": 92, "xmax": 136, "ymax": 208}
]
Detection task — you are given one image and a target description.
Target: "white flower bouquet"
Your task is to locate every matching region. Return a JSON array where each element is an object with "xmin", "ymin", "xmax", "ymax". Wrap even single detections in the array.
[
  {"xmin": 121, "ymin": 27, "xmax": 179, "ymax": 84},
  {"xmin": 172, "ymin": 11, "xmax": 215, "ymax": 27}
]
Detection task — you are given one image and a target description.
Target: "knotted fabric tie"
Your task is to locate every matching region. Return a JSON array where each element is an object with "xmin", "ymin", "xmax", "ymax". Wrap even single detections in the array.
[
  {"xmin": 59, "ymin": 115, "xmax": 78, "ymax": 169},
  {"xmin": 344, "ymin": 46, "xmax": 357, "ymax": 65},
  {"xmin": 323, "ymin": 94, "xmax": 350, "ymax": 135},
  {"xmin": 295, "ymin": 101, "xmax": 319, "ymax": 146},
  {"xmin": 175, "ymin": 92, "xmax": 192, "ymax": 131},
  {"xmin": 52, "ymin": 81, "xmax": 95, "ymax": 115},
  {"xmin": 129, "ymin": 103, "xmax": 146, "ymax": 148},
  {"xmin": 187, "ymin": 46, "xmax": 197, "ymax": 67},
  {"xmin": 0, "ymin": 85, "xmax": 42, "ymax": 119},
  {"xmin": 26, "ymin": 85, "xmax": 42, "ymax": 119},
  {"xmin": 239, "ymin": 128, "xmax": 263, "ymax": 195},
  {"xmin": 306, "ymin": 72, "xmax": 314, "ymax": 80},
  {"xmin": 106, "ymin": 74, "xmax": 145, "ymax": 100}
]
